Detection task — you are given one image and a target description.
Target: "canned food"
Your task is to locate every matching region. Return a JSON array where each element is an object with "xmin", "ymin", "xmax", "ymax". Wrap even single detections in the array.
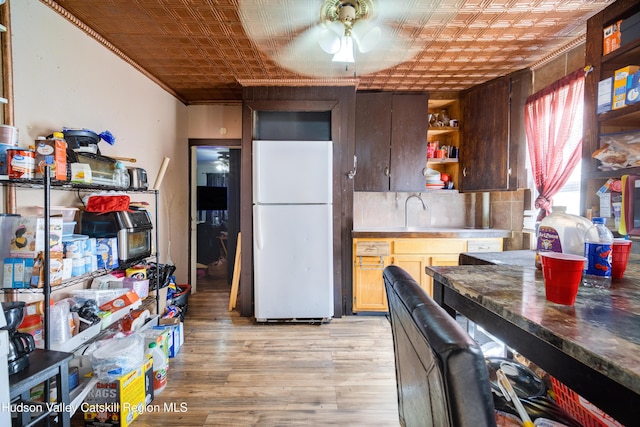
[{"xmin": 7, "ymin": 149, "xmax": 35, "ymax": 179}]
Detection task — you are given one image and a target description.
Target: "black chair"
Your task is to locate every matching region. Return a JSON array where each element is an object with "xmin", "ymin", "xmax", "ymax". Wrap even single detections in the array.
[{"xmin": 383, "ymin": 265, "xmax": 497, "ymax": 427}]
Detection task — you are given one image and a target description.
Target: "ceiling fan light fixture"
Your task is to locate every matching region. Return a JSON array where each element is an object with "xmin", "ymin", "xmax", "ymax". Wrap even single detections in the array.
[
  {"xmin": 353, "ymin": 24, "xmax": 381, "ymax": 53},
  {"xmin": 318, "ymin": 28, "xmax": 341, "ymax": 54},
  {"xmin": 332, "ymin": 34, "xmax": 355, "ymax": 63}
]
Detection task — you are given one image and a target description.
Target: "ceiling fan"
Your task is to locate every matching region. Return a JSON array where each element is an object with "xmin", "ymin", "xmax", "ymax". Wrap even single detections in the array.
[{"xmin": 238, "ymin": 0, "xmax": 454, "ymax": 79}]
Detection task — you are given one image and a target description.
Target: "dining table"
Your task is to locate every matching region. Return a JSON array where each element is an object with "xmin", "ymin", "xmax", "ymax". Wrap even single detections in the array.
[{"xmin": 425, "ymin": 250, "xmax": 640, "ymax": 427}]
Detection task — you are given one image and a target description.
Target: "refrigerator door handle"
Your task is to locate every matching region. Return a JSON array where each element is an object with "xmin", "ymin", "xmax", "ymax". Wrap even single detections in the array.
[{"xmin": 255, "ymin": 207, "xmax": 263, "ymax": 250}]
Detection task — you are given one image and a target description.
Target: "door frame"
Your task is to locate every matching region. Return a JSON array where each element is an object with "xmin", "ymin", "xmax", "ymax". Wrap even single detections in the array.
[{"xmin": 188, "ymin": 138, "xmax": 241, "ymax": 294}]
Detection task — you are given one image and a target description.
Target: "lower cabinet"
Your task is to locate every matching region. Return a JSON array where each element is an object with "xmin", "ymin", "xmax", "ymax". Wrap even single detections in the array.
[{"xmin": 352, "ymin": 237, "xmax": 503, "ymax": 312}]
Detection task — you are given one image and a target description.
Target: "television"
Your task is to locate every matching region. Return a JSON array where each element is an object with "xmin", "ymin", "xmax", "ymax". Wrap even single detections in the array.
[{"xmin": 197, "ymin": 186, "xmax": 227, "ymax": 211}]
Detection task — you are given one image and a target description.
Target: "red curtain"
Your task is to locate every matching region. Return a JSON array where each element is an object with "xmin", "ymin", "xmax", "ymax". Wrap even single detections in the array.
[{"xmin": 525, "ymin": 68, "xmax": 585, "ymax": 221}]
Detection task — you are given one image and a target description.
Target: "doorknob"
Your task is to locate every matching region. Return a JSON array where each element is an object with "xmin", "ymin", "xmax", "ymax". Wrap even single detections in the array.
[{"xmin": 384, "ymin": 167, "xmax": 390, "ymax": 177}]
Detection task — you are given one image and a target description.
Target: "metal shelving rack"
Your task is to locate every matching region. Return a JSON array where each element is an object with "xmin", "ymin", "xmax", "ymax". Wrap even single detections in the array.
[{"xmin": 0, "ymin": 172, "xmax": 161, "ymax": 349}]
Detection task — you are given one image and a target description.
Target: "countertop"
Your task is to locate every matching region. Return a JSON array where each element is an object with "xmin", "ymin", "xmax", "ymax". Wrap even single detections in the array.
[
  {"xmin": 351, "ymin": 227, "xmax": 512, "ymax": 239},
  {"xmin": 427, "ymin": 251, "xmax": 640, "ymax": 398},
  {"xmin": 459, "ymin": 249, "xmax": 536, "ymax": 267}
]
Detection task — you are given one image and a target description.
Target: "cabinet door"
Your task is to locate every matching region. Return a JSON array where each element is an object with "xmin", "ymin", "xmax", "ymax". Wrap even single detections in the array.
[
  {"xmin": 354, "ymin": 92, "xmax": 393, "ymax": 191},
  {"xmin": 425, "ymin": 254, "xmax": 460, "ymax": 297},
  {"xmin": 353, "ymin": 256, "xmax": 390, "ymax": 312},
  {"xmin": 460, "ymin": 76, "xmax": 511, "ymax": 191},
  {"xmin": 391, "ymin": 254, "xmax": 430, "ymax": 295},
  {"xmin": 390, "ymin": 93, "xmax": 429, "ymax": 191}
]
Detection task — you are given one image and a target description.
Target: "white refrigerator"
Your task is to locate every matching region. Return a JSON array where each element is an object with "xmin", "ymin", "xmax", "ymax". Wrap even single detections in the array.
[{"xmin": 253, "ymin": 140, "xmax": 334, "ymax": 322}]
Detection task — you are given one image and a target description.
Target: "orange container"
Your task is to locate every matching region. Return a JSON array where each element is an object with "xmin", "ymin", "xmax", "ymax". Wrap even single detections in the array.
[
  {"xmin": 99, "ymin": 290, "xmax": 141, "ymax": 313},
  {"xmin": 551, "ymin": 377, "xmax": 624, "ymax": 427},
  {"xmin": 35, "ymin": 138, "xmax": 67, "ymax": 181},
  {"xmin": 18, "ymin": 314, "xmax": 43, "ymax": 347}
]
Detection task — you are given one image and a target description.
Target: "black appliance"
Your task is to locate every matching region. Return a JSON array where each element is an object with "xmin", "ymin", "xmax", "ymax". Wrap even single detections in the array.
[
  {"xmin": 1, "ymin": 301, "xmax": 36, "ymax": 375},
  {"xmin": 78, "ymin": 208, "xmax": 153, "ymax": 264}
]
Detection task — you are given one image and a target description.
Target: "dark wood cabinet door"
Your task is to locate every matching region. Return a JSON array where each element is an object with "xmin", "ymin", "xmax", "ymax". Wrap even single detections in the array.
[
  {"xmin": 460, "ymin": 77, "xmax": 510, "ymax": 192},
  {"xmin": 390, "ymin": 93, "xmax": 429, "ymax": 192},
  {"xmin": 354, "ymin": 92, "xmax": 393, "ymax": 191}
]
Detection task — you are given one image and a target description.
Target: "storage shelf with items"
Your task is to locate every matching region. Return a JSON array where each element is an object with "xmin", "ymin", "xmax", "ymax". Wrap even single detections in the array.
[
  {"xmin": 583, "ymin": 0, "xmax": 640, "ymax": 234},
  {"xmin": 427, "ymin": 97, "xmax": 460, "ymax": 191},
  {"xmin": 0, "ymin": 172, "xmax": 162, "ymax": 351}
]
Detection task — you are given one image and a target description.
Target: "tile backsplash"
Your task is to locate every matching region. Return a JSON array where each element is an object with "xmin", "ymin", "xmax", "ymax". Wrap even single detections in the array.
[{"xmin": 353, "ymin": 190, "xmax": 526, "ymax": 249}]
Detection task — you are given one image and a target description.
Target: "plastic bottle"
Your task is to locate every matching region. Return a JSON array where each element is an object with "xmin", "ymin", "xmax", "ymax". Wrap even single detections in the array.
[
  {"xmin": 535, "ymin": 207, "xmax": 592, "ymax": 269},
  {"xmin": 114, "ymin": 161, "xmax": 130, "ymax": 188},
  {"xmin": 148, "ymin": 342, "xmax": 167, "ymax": 394},
  {"xmin": 583, "ymin": 217, "xmax": 614, "ymax": 288}
]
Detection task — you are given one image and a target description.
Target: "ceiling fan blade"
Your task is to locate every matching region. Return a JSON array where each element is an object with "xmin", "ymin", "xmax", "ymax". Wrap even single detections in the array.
[
  {"xmin": 239, "ymin": 0, "xmax": 459, "ymax": 79},
  {"xmin": 238, "ymin": 0, "xmax": 319, "ymax": 42}
]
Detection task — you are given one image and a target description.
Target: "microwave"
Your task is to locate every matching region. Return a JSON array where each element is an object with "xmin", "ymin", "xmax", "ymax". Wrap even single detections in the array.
[{"xmin": 79, "ymin": 209, "xmax": 153, "ymax": 263}]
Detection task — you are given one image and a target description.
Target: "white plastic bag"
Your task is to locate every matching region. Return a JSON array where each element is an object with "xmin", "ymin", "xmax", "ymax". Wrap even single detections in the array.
[{"xmin": 87, "ymin": 333, "xmax": 145, "ymax": 380}]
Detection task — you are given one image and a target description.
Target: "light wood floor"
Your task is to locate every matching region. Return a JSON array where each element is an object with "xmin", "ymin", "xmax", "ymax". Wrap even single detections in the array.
[{"xmin": 71, "ymin": 274, "xmax": 400, "ymax": 427}]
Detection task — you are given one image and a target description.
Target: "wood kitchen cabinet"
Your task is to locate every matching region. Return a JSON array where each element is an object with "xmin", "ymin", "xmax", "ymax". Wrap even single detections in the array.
[
  {"xmin": 459, "ymin": 70, "xmax": 530, "ymax": 192},
  {"xmin": 354, "ymin": 92, "xmax": 429, "ymax": 192},
  {"xmin": 352, "ymin": 239, "xmax": 391, "ymax": 312},
  {"xmin": 352, "ymin": 236, "xmax": 503, "ymax": 312}
]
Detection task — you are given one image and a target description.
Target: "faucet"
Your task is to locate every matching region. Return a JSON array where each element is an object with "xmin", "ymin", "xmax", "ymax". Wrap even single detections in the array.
[{"xmin": 404, "ymin": 194, "xmax": 428, "ymax": 228}]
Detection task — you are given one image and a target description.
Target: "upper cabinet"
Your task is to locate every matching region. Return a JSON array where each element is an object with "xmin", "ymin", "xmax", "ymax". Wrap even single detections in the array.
[
  {"xmin": 582, "ymin": 0, "xmax": 640, "ymax": 216},
  {"xmin": 354, "ymin": 92, "xmax": 429, "ymax": 192},
  {"xmin": 459, "ymin": 70, "xmax": 531, "ymax": 192}
]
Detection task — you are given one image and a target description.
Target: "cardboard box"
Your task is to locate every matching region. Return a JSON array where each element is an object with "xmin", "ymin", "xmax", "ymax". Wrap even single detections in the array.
[
  {"xmin": 100, "ymin": 290, "xmax": 141, "ymax": 314},
  {"xmin": 621, "ymin": 10, "xmax": 640, "ymax": 32},
  {"xmin": 83, "ymin": 358, "xmax": 153, "ymax": 427},
  {"xmin": 123, "ymin": 277, "xmax": 149, "ymax": 299},
  {"xmin": 621, "ymin": 21, "xmax": 640, "ymax": 48},
  {"xmin": 626, "ymin": 70, "xmax": 640, "ymax": 104},
  {"xmin": 613, "ymin": 65, "xmax": 640, "ymax": 109},
  {"xmin": 34, "ymin": 138, "xmax": 67, "ymax": 181},
  {"xmin": 96, "ymin": 237, "xmax": 119, "ymax": 269},
  {"xmin": 32, "ymin": 251, "xmax": 64, "ymax": 287},
  {"xmin": 597, "ymin": 77, "xmax": 613, "ymax": 113},
  {"xmin": 9, "ymin": 216, "xmax": 64, "ymax": 258},
  {"xmin": 603, "ymin": 20, "xmax": 622, "ymax": 55},
  {"xmin": 0, "ymin": 143, "xmax": 13, "ymax": 175},
  {"xmin": 156, "ymin": 317, "xmax": 183, "ymax": 358}
]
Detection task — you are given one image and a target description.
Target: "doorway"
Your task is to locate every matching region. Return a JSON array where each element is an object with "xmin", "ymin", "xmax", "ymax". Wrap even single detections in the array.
[{"xmin": 189, "ymin": 140, "xmax": 241, "ymax": 295}]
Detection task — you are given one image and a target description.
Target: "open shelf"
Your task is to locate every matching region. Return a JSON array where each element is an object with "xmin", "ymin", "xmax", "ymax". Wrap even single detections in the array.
[
  {"xmin": 427, "ymin": 158, "xmax": 459, "ymax": 165},
  {"xmin": 427, "ymin": 126, "xmax": 459, "ymax": 136}
]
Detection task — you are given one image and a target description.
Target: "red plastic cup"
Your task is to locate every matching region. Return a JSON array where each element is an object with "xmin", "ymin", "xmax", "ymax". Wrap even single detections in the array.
[
  {"xmin": 612, "ymin": 239, "xmax": 632, "ymax": 279},
  {"xmin": 540, "ymin": 252, "xmax": 586, "ymax": 305}
]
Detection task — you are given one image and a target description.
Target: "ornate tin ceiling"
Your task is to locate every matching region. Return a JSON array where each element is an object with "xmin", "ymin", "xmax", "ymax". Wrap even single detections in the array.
[{"xmin": 45, "ymin": 0, "xmax": 614, "ymax": 104}]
